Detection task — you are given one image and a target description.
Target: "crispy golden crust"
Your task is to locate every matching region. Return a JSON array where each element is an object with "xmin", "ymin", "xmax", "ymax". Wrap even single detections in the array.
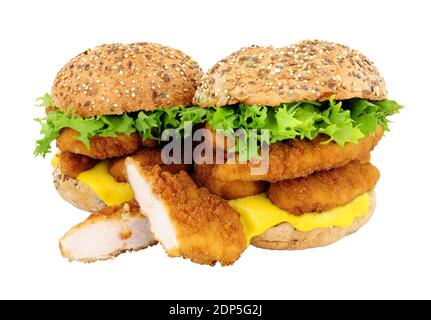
[
  {"xmin": 267, "ymin": 161, "xmax": 380, "ymax": 214},
  {"xmin": 199, "ymin": 122, "xmax": 234, "ymax": 154},
  {"xmin": 141, "ymin": 139, "xmax": 158, "ymax": 149},
  {"xmin": 59, "ymin": 152, "xmax": 98, "ymax": 178},
  {"xmin": 130, "ymin": 163, "xmax": 247, "ymax": 266},
  {"xmin": 199, "ymin": 124, "xmax": 373, "ymax": 166},
  {"xmin": 193, "ymin": 163, "xmax": 266, "ymax": 199},
  {"xmin": 52, "ymin": 43, "xmax": 203, "ymax": 117},
  {"xmin": 109, "ymin": 148, "xmax": 191, "ymax": 182},
  {"xmin": 57, "ymin": 128, "xmax": 142, "ymax": 159},
  {"xmin": 212, "ymin": 126, "xmax": 383, "ymax": 182},
  {"xmin": 194, "ymin": 40, "xmax": 387, "ymax": 107},
  {"xmin": 251, "ymin": 191, "xmax": 376, "ymax": 250}
]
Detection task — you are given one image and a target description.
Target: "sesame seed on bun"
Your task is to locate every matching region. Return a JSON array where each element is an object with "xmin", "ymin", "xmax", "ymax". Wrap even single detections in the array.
[
  {"xmin": 194, "ymin": 40, "xmax": 387, "ymax": 107},
  {"xmin": 52, "ymin": 42, "xmax": 203, "ymax": 117}
]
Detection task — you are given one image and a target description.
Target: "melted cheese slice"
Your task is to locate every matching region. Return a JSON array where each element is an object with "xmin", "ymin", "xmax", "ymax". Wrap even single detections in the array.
[
  {"xmin": 52, "ymin": 154, "xmax": 133, "ymax": 206},
  {"xmin": 53, "ymin": 153, "xmax": 370, "ymax": 242},
  {"xmin": 77, "ymin": 161, "xmax": 134, "ymax": 206},
  {"xmin": 51, "ymin": 154, "xmax": 60, "ymax": 167},
  {"xmin": 229, "ymin": 193, "xmax": 370, "ymax": 243}
]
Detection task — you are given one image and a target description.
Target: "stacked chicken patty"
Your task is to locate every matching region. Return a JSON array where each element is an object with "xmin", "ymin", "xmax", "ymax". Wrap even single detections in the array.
[
  {"xmin": 36, "ymin": 42, "xmax": 205, "ymax": 261},
  {"xmin": 35, "ymin": 40, "xmax": 401, "ymax": 266},
  {"xmin": 193, "ymin": 41, "xmax": 401, "ymax": 250}
]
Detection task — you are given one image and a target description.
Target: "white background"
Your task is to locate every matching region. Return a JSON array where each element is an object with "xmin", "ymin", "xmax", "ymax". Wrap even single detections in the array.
[{"xmin": 0, "ymin": 0, "xmax": 430, "ymax": 300}]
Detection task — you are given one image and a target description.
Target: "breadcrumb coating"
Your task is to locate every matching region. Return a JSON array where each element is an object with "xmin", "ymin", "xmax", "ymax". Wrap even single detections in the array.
[
  {"xmin": 57, "ymin": 128, "xmax": 142, "ymax": 159},
  {"xmin": 212, "ymin": 126, "xmax": 383, "ymax": 182},
  {"xmin": 59, "ymin": 152, "xmax": 97, "ymax": 178},
  {"xmin": 110, "ymin": 148, "xmax": 191, "ymax": 182},
  {"xmin": 193, "ymin": 163, "xmax": 266, "ymax": 199},
  {"xmin": 125, "ymin": 160, "xmax": 247, "ymax": 266},
  {"xmin": 267, "ymin": 161, "xmax": 380, "ymax": 214}
]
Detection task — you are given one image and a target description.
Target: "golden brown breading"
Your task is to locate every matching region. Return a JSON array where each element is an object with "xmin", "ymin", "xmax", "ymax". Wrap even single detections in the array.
[
  {"xmin": 125, "ymin": 161, "xmax": 247, "ymax": 266},
  {"xmin": 193, "ymin": 163, "xmax": 266, "ymax": 199},
  {"xmin": 141, "ymin": 139, "xmax": 158, "ymax": 149},
  {"xmin": 358, "ymin": 153, "xmax": 371, "ymax": 164},
  {"xmin": 109, "ymin": 148, "xmax": 191, "ymax": 182},
  {"xmin": 267, "ymin": 161, "xmax": 380, "ymax": 214},
  {"xmin": 56, "ymin": 128, "xmax": 142, "ymax": 159},
  {"xmin": 212, "ymin": 126, "xmax": 383, "ymax": 182},
  {"xmin": 201, "ymin": 122, "xmax": 232, "ymax": 155},
  {"xmin": 59, "ymin": 152, "xmax": 98, "ymax": 178}
]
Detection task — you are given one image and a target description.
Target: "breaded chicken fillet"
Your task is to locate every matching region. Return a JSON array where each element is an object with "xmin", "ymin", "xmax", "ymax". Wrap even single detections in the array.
[
  {"xmin": 57, "ymin": 128, "xmax": 142, "ymax": 160},
  {"xmin": 267, "ymin": 161, "xmax": 380, "ymax": 214},
  {"xmin": 212, "ymin": 126, "xmax": 383, "ymax": 182},
  {"xmin": 125, "ymin": 159, "xmax": 247, "ymax": 266},
  {"xmin": 59, "ymin": 152, "xmax": 97, "ymax": 178},
  {"xmin": 110, "ymin": 148, "xmax": 191, "ymax": 182},
  {"xmin": 59, "ymin": 204, "xmax": 156, "ymax": 262},
  {"xmin": 193, "ymin": 163, "xmax": 266, "ymax": 199}
]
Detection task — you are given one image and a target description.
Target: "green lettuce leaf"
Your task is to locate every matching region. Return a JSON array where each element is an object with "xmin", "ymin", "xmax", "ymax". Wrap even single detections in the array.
[
  {"xmin": 135, "ymin": 111, "xmax": 163, "ymax": 141},
  {"xmin": 34, "ymin": 110, "xmax": 106, "ymax": 157},
  {"xmin": 317, "ymin": 97, "xmax": 365, "ymax": 145},
  {"xmin": 34, "ymin": 93, "xmax": 402, "ymax": 158},
  {"xmin": 346, "ymin": 99, "xmax": 403, "ymax": 132},
  {"xmin": 34, "ymin": 97, "xmax": 210, "ymax": 157},
  {"xmin": 134, "ymin": 106, "xmax": 210, "ymax": 140},
  {"xmin": 207, "ymin": 97, "xmax": 402, "ymax": 158},
  {"xmin": 35, "ymin": 93, "xmax": 52, "ymax": 107},
  {"xmin": 176, "ymin": 106, "xmax": 209, "ymax": 134},
  {"xmin": 98, "ymin": 114, "xmax": 137, "ymax": 137}
]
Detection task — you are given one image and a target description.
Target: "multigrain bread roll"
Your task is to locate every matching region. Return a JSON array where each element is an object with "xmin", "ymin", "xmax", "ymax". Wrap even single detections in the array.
[
  {"xmin": 251, "ymin": 191, "xmax": 376, "ymax": 250},
  {"xmin": 193, "ymin": 40, "xmax": 400, "ymax": 252},
  {"xmin": 194, "ymin": 40, "xmax": 386, "ymax": 107},
  {"xmin": 53, "ymin": 166, "xmax": 107, "ymax": 212},
  {"xmin": 53, "ymin": 42, "xmax": 203, "ymax": 117}
]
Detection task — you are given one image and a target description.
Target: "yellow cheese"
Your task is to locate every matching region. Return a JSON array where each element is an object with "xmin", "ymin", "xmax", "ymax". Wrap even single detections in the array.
[
  {"xmin": 51, "ymin": 154, "xmax": 60, "ymax": 167},
  {"xmin": 229, "ymin": 193, "xmax": 370, "ymax": 243},
  {"xmin": 77, "ymin": 161, "xmax": 134, "ymax": 206}
]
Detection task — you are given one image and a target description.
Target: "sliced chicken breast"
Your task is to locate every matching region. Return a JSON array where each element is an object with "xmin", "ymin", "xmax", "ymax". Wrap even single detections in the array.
[
  {"xmin": 59, "ymin": 204, "xmax": 157, "ymax": 262},
  {"xmin": 125, "ymin": 159, "xmax": 247, "ymax": 266}
]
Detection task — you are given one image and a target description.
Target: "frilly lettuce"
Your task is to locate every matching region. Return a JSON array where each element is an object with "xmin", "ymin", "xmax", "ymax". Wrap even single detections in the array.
[
  {"xmin": 207, "ymin": 97, "xmax": 402, "ymax": 146},
  {"xmin": 34, "ymin": 93, "xmax": 402, "ymax": 157},
  {"xmin": 34, "ymin": 94, "xmax": 209, "ymax": 157}
]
